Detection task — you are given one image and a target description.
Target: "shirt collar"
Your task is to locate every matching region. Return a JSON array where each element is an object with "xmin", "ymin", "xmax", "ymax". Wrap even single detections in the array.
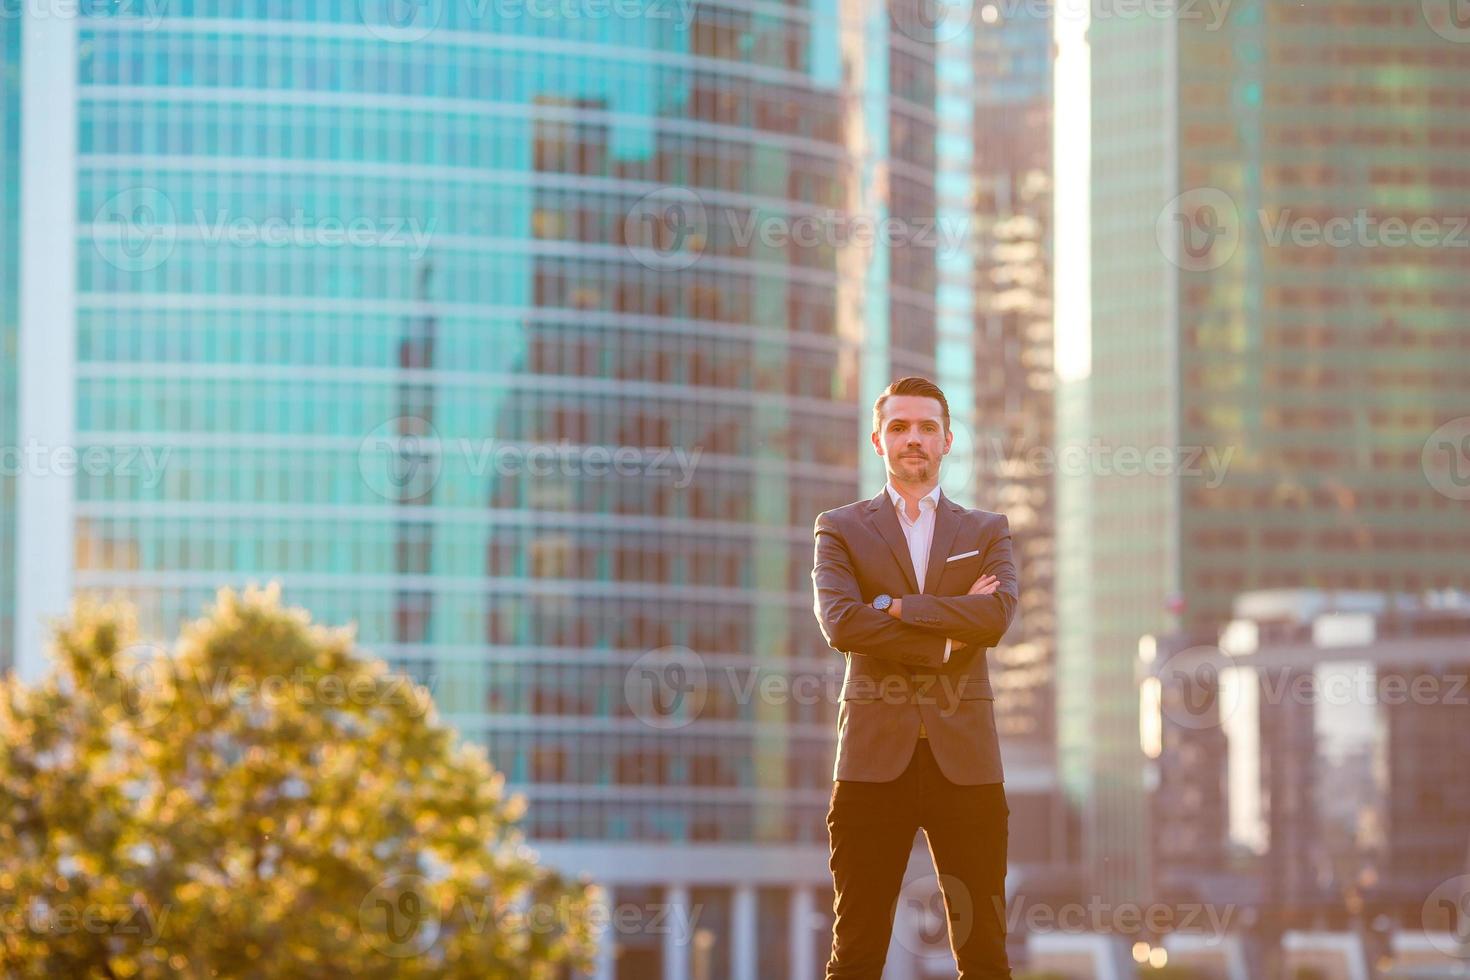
[{"xmin": 885, "ymin": 481, "xmax": 941, "ymax": 515}]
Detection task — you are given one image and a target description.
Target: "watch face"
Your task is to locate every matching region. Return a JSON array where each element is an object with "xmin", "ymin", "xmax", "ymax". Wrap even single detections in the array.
[{"xmin": 873, "ymin": 594, "xmax": 891, "ymax": 610}]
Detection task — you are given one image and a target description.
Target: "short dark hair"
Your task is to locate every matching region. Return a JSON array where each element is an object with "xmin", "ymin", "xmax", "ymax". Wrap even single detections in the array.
[{"xmin": 872, "ymin": 376, "xmax": 950, "ymax": 434}]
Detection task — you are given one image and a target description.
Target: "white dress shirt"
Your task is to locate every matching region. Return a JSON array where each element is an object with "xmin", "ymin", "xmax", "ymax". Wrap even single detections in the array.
[{"xmin": 885, "ymin": 482, "xmax": 952, "ymax": 737}]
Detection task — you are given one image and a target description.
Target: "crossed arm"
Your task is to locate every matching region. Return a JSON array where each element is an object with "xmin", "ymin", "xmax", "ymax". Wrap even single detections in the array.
[
  {"xmin": 811, "ymin": 512, "xmax": 949, "ymax": 668},
  {"xmin": 895, "ymin": 514, "xmax": 1019, "ymax": 650},
  {"xmin": 810, "ymin": 511, "xmax": 1019, "ymax": 669}
]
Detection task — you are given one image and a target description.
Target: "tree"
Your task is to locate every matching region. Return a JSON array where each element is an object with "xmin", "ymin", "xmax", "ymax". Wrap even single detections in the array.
[{"xmin": 0, "ymin": 584, "xmax": 600, "ymax": 978}]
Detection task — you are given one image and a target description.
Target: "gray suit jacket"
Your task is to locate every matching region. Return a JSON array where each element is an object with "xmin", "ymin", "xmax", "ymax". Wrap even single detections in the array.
[{"xmin": 811, "ymin": 487, "xmax": 1018, "ymax": 785}]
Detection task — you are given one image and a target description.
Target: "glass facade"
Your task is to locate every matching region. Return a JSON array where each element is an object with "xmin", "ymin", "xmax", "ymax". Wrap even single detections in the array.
[
  {"xmin": 1065, "ymin": 0, "xmax": 1470, "ymax": 899},
  {"xmin": 1064, "ymin": 0, "xmax": 1178, "ymax": 901},
  {"xmin": 0, "ymin": 15, "xmax": 16, "ymax": 676},
  {"xmin": 71, "ymin": 2, "xmax": 952, "ymax": 855},
  {"xmin": 972, "ymin": 0, "xmax": 1052, "ymax": 752},
  {"xmin": 970, "ymin": 0, "xmax": 1060, "ymax": 872}
]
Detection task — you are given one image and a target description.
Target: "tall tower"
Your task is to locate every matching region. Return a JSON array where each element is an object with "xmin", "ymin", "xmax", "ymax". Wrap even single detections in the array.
[
  {"xmin": 1057, "ymin": 0, "xmax": 1470, "ymax": 899},
  {"xmin": 0, "ymin": 14, "xmax": 20, "ymax": 675},
  {"xmin": 965, "ymin": 0, "xmax": 1063, "ymax": 881},
  {"xmin": 8, "ymin": 2, "xmax": 982, "ymax": 977}
]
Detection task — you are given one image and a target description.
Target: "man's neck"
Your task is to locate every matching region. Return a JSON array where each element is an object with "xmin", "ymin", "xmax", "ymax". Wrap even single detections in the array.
[{"xmin": 887, "ymin": 477, "xmax": 937, "ymax": 519}]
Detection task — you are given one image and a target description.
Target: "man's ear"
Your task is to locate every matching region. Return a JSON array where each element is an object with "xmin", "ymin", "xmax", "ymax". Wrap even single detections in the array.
[{"xmin": 870, "ymin": 430, "xmax": 884, "ymax": 455}]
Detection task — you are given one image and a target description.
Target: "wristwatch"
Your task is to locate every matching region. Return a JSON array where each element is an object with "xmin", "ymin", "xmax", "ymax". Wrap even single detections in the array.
[{"xmin": 871, "ymin": 594, "xmax": 893, "ymax": 612}]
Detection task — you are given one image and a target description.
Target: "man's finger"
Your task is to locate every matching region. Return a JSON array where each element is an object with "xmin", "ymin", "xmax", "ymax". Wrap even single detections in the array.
[{"xmin": 968, "ymin": 574, "xmax": 997, "ymax": 594}]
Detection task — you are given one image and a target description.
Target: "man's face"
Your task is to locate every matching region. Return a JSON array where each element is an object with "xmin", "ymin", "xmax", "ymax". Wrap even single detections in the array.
[{"xmin": 872, "ymin": 395, "xmax": 952, "ymax": 484}]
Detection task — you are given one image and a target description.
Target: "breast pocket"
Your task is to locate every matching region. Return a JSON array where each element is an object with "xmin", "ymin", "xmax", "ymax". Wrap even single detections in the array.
[{"xmin": 938, "ymin": 545, "xmax": 984, "ymax": 590}]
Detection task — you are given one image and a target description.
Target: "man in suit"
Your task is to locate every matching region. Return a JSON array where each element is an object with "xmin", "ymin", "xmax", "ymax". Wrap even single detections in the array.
[{"xmin": 811, "ymin": 376, "xmax": 1018, "ymax": 979}]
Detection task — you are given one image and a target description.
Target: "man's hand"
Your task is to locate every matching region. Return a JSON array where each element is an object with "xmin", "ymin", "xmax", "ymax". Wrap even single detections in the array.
[
  {"xmin": 968, "ymin": 574, "xmax": 999, "ymax": 597},
  {"xmin": 948, "ymin": 574, "xmax": 998, "ymax": 649}
]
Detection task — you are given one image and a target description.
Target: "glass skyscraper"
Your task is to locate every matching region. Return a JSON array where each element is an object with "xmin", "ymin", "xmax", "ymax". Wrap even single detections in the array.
[
  {"xmin": 970, "ymin": 0, "xmax": 1059, "ymax": 874},
  {"xmin": 1057, "ymin": 0, "xmax": 1470, "ymax": 900},
  {"xmin": 9, "ymin": 2, "xmax": 995, "ymax": 976},
  {"xmin": 0, "ymin": 14, "xmax": 18, "ymax": 677}
]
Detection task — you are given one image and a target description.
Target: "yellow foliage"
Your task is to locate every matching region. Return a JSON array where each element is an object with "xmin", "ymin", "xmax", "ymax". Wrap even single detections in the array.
[{"xmin": 0, "ymin": 586, "xmax": 601, "ymax": 979}]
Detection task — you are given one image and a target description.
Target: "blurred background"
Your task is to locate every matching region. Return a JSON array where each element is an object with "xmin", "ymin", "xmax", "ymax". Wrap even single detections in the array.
[{"xmin": 1, "ymin": 0, "xmax": 1468, "ymax": 977}]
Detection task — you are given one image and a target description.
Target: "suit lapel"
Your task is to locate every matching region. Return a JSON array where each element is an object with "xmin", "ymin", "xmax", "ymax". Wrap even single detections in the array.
[
  {"xmin": 923, "ymin": 493, "xmax": 962, "ymax": 596},
  {"xmin": 864, "ymin": 489, "xmax": 919, "ymax": 594}
]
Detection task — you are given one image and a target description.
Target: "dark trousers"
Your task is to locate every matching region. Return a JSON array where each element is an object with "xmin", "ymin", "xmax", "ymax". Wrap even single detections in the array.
[{"xmin": 825, "ymin": 738, "xmax": 1011, "ymax": 979}]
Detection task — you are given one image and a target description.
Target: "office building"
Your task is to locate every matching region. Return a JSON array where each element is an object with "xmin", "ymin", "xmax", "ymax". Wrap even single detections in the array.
[
  {"xmin": 1144, "ymin": 589, "xmax": 1470, "ymax": 932},
  {"xmin": 1056, "ymin": 0, "xmax": 1470, "ymax": 898}
]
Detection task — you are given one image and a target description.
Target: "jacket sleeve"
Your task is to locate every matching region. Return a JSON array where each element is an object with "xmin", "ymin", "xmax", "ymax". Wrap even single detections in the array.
[
  {"xmin": 898, "ymin": 513, "xmax": 1018, "ymax": 649},
  {"xmin": 811, "ymin": 511, "xmax": 949, "ymax": 669}
]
